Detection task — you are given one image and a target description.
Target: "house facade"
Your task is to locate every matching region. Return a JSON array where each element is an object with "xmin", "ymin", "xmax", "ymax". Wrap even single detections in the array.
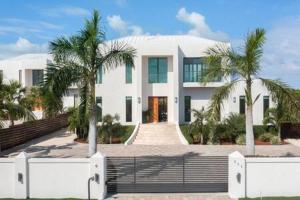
[{"xmin": 0, "ymin": 35, "xmax": 273, "ymax": 124}]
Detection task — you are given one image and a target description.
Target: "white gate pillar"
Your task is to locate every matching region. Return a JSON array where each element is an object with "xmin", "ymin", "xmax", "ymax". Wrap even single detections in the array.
[
  {"xmin": 90, "ymin": 152, "xmax": 107, "ymax": 200},
  {"xmin": 15, "ymin": 152, "xmax": 29, "ymax": 199}
]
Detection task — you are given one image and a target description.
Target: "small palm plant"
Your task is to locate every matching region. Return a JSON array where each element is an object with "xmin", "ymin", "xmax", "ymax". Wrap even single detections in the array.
[
  {"xmin": 203, "ymin": 28, "xmax": 298, "ymax": 155},
  {"xmin": 263, "ymin": 90, "xmax": 300, "ymax": 139},
  {"xmin": 44, "ymin": 10, "xmax": 136, "ymax": 156},
  {"xmin": 99, "ymin": 114, "xmax": 121, "ymax": 144},
  {"xmin": 192, "ymin": 107, "xmax": 208, "ymax": 144}
]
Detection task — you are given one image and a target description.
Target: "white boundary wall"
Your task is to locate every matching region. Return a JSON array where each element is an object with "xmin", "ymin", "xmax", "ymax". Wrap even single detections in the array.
[
  {"xmin": 229, "ymin": 151, "xmax": 300, "ymax": 198},
  {"xmin": 0, "ymin": 152, "xmax": 107, "ymax": 199}
]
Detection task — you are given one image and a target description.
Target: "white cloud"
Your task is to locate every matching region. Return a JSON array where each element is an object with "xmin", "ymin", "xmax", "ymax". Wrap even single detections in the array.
[
  {"xmin": 61, "ymin": 7, "xmax": 90, "ymax": 17},
  {"xmin": 261, "ymin": 17, "xmax": 300, "ymax": 88},
  {"xmin": 107, "ymin": 15, "xmax": 148, "ymax": 36},
  {"xmin": 34, "ymin": 6, "xmax": 90, "ymax": 18},
  {"xmin": 0, "ymin": 37, "xmax": 48, "ymax": 59},
  {"xmin": 115, "ymin": 0, "xmax": 128, "ymax": 6},
  {"xmin": 176, "ymin": 7, "xmax": 228, "ymax": 41}
]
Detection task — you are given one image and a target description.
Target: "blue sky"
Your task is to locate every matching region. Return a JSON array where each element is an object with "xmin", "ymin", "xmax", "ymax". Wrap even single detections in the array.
[{"xmin": 0, "ymin": 0, "xmax": 300, "ymax": 87}]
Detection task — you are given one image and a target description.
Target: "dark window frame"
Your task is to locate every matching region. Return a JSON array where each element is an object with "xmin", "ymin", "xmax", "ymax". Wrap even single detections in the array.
[
  {"xmin": 96, "ymin": 96, "xmax": 102, "ymax": 122},
  {"xmin": 32, "ymin": 69, "xmax": 44, "ymax": 86},
  {"xmin": 183, "ymin": 57, "xmax": 221, "ymax": 82},
  {"xmin": 96, "ymin": 65, "xmax": 102, "ymax": 84},
  {"xmin": 239, "ymin": 96, "xmax": 246, "ymax": 115},
  {"xmin": 148, "ymin": 57, "xmax": 168, "ymax": 83},
  {"xmin": 263, "ymin": 96, "xmax": 270, "ymax": 118},
  {"xmin": 126, "ymin": 96, "xmax": 132, "ymax": 122},
  {"xmin": 126, "ymin": 62, "xmax": 132, "ymax": 84},
  {"xmin": 184, "ymin": 96, "xmax": 191, "ymax": 122}
]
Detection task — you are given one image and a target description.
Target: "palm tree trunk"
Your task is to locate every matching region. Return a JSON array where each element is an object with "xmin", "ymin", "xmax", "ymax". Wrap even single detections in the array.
[
  {"xmin": 246, "ymin": 105, "xmax": 255, "ymax": 155},
  {"xmin": 245, "ymin": 79, "xmax": 255, "ymax": 155},
  {"xmin": 88, "ymin": 81, "xmax": 97, "ymax": 157},
  {"xmin": 278, "ymin": 125, "xmax": 282, "ymax": 141},
  {"xmin": 9, "ymin": 114, "xmax": 14, "ymax": 127}
]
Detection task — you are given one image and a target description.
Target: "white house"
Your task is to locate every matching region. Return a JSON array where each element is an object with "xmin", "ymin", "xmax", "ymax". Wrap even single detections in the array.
[{"xmin": 0, "ymin": 35, "xmax": 273, "ymax": 125}]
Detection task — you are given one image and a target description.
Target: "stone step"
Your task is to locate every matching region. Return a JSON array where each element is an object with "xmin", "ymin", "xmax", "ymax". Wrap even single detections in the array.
[{"xmin": 132, "ymin": 123, "xmax": 182, "ymax": 145}]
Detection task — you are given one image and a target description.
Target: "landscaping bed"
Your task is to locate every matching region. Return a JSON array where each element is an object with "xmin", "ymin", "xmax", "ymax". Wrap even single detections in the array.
[{"xmin": 74, "ymin": 125, "xmax": 135, "ymax": 144}]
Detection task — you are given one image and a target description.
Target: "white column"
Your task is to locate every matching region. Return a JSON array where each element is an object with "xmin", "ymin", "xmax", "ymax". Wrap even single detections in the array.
[
  {"xmin": 228, "ymin": 151, "xmax": 246, "ymax": 199},
  {"xmin": 173, "ymin": 47, "xmax": 180, "ymax": 123},
  {"xmin": 90, "ymin": 152, "xmax": 107, "ymax": 200},
  {"xmin": 15, "ymin": 152, "xmax": 29, "ymax": 199},
  {"xmin": 136, "ymin": 55, "xmax": 143, "ymax": 123}
]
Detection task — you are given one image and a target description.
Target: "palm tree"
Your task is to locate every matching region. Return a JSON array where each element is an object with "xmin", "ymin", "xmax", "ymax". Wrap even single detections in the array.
[
  {"xmin": 264, "ymin": 89, "xmax": 300, "ymax": 139},
  {"xmin": 192, "ymin": 107, "xmax": 208, "ymax": 144},
  {"xmin": 44, "ymin": 10, "xmax": 136, "ymax": 156},
  {"xmin": 203, "ymin": 28, "xmax": 297, "ymax": 155},
  {"xmin": 0, "ymin": 78, "xmax": 35, "ymax": 127}
]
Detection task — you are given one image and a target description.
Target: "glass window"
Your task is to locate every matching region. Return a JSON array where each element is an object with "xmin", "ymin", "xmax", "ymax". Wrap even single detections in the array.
[
  {"xmin": 239, "ymin": 96, "xmax": 246, "ymax": 114},
  {"xmin": 183, "ymin": 57, "xmax": 221, "ymax": 82},
  {"xmin": 263, "ymin": 96, "xmax": 269, "ymax": 118},
  {"xmin": 0, "ymin": 70, "xmax": 3, "ymax": 78},
  {"xmin": 126, "ymin": 62, "xmax": 132, "ymax": 83},
  {"xmin": 184, "ymin": 96, "xmax": 191, "ymax": 122},
  {"xmin": 32, "ymin": 70, "xmax": 44, "ymax": 86},
  {"xmin": 96, "ymin": 97, "xmax": 102, "ymax": 122},
  {"xmin": 126, "ymin": 96, "xmax": 132, "ymax": 122},
  {"xmin": 96, "ymin": 65, "xmax": 102, "ymax": 84},
  {"xmin": 148, "ymin": 57, "xmax": 168, "ymax": 83}
]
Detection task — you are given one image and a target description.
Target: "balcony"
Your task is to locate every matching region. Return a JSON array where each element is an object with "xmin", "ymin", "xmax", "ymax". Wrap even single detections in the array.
[{"xmin": 183, "ymin": 81, "xmax": 225, "ymax": 88}]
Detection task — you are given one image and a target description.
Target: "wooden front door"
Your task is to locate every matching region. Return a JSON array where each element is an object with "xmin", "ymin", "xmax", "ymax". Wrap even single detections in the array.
[
  {"xmin": 148, "ymin": 97, "xmax": 167, "ymax": 123},
  {"xmin": 148, "ymin": 97, "xmax": 159, "ymax": 122}
]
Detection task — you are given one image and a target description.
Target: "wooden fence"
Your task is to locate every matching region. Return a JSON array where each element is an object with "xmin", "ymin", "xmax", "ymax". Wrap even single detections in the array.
[
  {"xmin": 281, "ymin": 123, "xmax": 300, "ymax": 139},
  {"xmin": 0, "ymin": 114, "xmax": 69, "ymax": 151}
]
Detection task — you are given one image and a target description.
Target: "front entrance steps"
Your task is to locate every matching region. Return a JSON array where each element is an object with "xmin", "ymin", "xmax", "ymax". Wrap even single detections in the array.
[{"xmin": 132, "ymin": 123, "xmax": 182, "ymax": 145}]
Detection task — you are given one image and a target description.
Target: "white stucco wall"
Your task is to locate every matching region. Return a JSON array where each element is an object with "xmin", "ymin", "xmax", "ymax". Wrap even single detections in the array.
[
  {"xmin": 0, "ymin": 152, "xmax": 107, "ymax": 199},
  {"xmin": 229, "ymin": 151, "xmax": 300, "ymax": 198},
  {"xmin": 0, "ymin": 159, "xmax": 14, "ymax": 198}
]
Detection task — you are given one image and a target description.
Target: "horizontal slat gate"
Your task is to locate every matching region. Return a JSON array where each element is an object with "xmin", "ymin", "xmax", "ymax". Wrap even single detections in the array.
[{"xmin": 107, "ymin": 156, "xmax": 228, "ymax": 193}]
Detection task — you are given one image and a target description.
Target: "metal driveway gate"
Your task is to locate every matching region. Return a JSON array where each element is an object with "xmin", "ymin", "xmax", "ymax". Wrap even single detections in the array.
[{"xmin": 106, "ymin": 156, "xmax": 228, "ymax": 193}]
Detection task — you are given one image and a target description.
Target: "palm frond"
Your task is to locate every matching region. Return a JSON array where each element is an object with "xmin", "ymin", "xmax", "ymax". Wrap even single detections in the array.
[
  {"xmin": 99, "ymin": 41, "xmax": 136, "ymax": 71},
  {"xmin": 260, "ymin": 78, "xmax": 300, "ymax": 110},
  {"xmin": 244, "ymin": 28, "xmax": 266, "ymax": 76},
  {"xmin": 44, "ymin": 63, "xmax": 86, "ymax": 98},
  {"xmin": 207, "ymin": 81, "xmax": 238, "ymax": 120},
  {"xmin": 3, "ymin": 102, "xmax": 35, "ymax": 121}
]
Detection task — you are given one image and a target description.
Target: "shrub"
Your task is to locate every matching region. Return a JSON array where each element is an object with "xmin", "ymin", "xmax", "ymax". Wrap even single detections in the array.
[
  {"xmin": 235, "ymin": 134, "xmax": 246, "ymax": 145},
  {"xmin": 258, "ymin": 132, "xmax": 274, "ymax": 142},
  {"xmin": 253, "ymin": 125, "xmax": 267, "ymax": 138},
  {"xmin": 220, "ymin": 113, "xmax": 245, "ymax": 142},
  {"xmin": 270, "ymin": 136, "xmax": 281, "ymax": 145}
]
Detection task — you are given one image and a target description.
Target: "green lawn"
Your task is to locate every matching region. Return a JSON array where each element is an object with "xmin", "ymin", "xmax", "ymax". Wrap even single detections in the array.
[{"xmin": 240, "ymin": 197, "xmax": 300, "ymax": 200}]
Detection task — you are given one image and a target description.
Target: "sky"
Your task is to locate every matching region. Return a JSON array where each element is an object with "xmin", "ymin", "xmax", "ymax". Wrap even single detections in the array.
[{"xmin": 0, "ymin": 0, "xmax": 300, "ymax": 87}]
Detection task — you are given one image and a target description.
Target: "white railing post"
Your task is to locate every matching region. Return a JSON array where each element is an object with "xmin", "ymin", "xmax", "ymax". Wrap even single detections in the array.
[
  {"xmin": 90, "ymin": 152, "xmax": 107, "ymax": 200},
  {"xmin": 228, "ymin": 151, "xmax": 246, "ymax": 199},
  {"xmin": 15, "ymin": 152, "xmax": 29, "ymax": 199}
]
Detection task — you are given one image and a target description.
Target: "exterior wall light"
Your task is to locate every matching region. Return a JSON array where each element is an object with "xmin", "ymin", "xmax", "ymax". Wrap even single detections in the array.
[
  {"xmin": 175, "ymin": 97, "xmax": 178, "ymax": 103},
  {"xmin": 138, "ymin": 97, "xmax": 141, "ymax": 104},
  {"xmin": 233, "ymin": 97, "xmax": 236, "ymax": 103}
]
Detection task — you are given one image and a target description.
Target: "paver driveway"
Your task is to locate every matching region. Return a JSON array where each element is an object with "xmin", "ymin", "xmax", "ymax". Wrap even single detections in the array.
[{"xmin": 1, "ymin": 128, "xmax": 300, "ymax": 158}]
